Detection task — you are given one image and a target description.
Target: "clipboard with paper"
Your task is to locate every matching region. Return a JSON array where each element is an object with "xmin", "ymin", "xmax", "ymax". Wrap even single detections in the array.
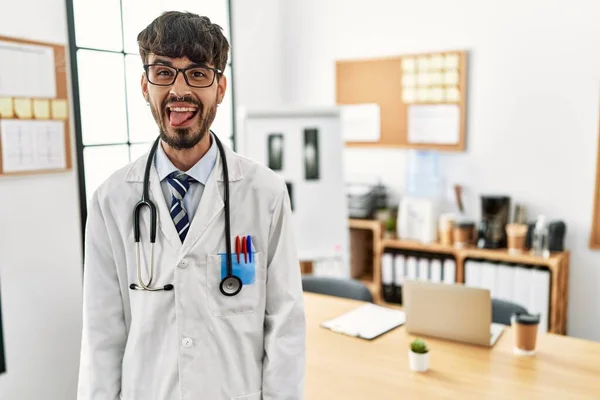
[{"xmin": 320, "ymin": 303, "xmax": 406, "ymax": 340}]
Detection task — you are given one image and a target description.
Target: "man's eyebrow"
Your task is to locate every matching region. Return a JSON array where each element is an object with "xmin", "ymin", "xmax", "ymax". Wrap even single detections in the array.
[
  {"xmin": 151, "ymin": 58, "xmax": 209, "ymax": 69},
  {"xmin": 152, "ymin": 58, "xmax": 174, "ymax": 66}
]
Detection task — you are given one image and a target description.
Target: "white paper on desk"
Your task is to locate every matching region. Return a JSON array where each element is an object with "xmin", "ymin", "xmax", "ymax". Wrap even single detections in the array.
[
  {"xmin": 0, "ymin": 40, "xmax": 56, "ymax": 98},
  {"xmin": 1, "ymin": 119, "xmax": 66, "ymax": 172},
  {"xmin": 340, "ymin": 103, "xmax": 380, "ymax": 142},
  {"xmin": 407, "ymin": 104, "xmax": 460, "ymax": 144},
  {"xmin": 321, "ymin": 303, "xmax": 406, "ymax": 340}
]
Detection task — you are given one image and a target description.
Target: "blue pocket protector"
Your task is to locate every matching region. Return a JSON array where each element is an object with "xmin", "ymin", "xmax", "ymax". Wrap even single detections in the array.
[{"xmin": 219, "ymin": 252, "xmax": 256, "ymax": 285}]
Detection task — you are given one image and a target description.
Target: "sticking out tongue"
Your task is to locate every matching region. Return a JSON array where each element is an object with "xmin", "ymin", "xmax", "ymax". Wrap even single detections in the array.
[{"xmin": 169, "ymin": 111, "xmax": 195, "ymax": 127}]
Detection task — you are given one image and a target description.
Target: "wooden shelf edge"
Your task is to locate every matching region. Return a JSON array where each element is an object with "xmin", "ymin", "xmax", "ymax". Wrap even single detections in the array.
[
  {"xmin": 349, "ymin": 218, "xmax": 383, "ymax": 232},
  {"xmin": 381, "ymin": 238, "xmax": 568, "ymax": 268}
]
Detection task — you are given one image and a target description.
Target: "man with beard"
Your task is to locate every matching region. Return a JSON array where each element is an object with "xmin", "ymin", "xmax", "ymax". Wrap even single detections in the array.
[{"xmin": 77, "ymin": 11, "xmax": 306, "ymax": 400}]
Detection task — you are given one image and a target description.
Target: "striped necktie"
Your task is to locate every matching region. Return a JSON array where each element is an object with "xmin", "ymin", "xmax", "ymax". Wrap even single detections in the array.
[{"xmin": 167, "ymin": 172, "xmax": 194, "ymax": 242}]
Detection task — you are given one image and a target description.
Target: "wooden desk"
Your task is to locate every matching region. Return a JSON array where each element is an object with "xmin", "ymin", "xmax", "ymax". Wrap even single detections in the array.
[{"xmin": 304, "ymin": 293, "xmax": 600, "ymax": 399}]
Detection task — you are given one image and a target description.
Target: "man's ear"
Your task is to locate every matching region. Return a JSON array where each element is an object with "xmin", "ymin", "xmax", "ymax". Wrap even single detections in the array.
[
  {"xmin": 141, "ymin": 72, "xmax": 149, "ymax": 103},
  {"xmin": 217, "ymin": 73, "xmax": 227, "ymax": 104}
]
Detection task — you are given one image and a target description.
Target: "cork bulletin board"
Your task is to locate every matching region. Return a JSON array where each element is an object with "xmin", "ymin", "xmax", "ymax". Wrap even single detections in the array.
[
  {"xmin": 336, "ymin": 50, "xmax": 468, "ymax": 151},
  {"xmin": 0, "ymin": 35, "xmax": 72, "ymax": 176}
]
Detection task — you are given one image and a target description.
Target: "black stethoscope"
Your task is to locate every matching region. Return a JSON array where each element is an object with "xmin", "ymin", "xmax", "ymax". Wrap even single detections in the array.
[{"xmin": 129, "ymin": 132, "xmax": 243, "ymax": 296}]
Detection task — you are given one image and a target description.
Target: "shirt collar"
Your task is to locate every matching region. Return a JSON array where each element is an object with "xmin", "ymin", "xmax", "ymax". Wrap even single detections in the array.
[{"xmin": 155, "ymin": 134, "xmax": 218, "ymax": 185}]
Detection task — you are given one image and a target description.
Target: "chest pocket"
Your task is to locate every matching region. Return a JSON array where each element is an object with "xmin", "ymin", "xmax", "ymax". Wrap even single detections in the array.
[{"xmin": 206, "ymin": 252, "xmax": 266, "ymax": 317}]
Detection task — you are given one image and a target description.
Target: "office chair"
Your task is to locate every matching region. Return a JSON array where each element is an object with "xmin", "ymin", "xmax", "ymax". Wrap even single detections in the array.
[
  {"xmin": 492, "ymin": 299, "xmax": 527, "ymax": 326},
  {"xmin": 301, "ymin": 275, "xmax": 374, "ymax": 303}
]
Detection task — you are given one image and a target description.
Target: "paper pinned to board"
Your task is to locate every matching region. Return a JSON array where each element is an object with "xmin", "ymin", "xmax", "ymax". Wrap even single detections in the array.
[
  {"xmin": 0, "ymin": 119, "xmax": 66, "ymax": 172},
  {"xmin": 340, "ymin": 103, "xmax": 381, "ymax": 142},
  {"xmin": 0, "ymin": 40, "xmax": 57, "ymax": 98},
  {"xmin": 407, "ymin": 104, "xmax": 460, "ymax": 144}
]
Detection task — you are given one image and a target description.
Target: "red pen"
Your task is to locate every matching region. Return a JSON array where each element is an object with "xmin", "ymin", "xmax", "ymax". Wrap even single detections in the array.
[
  {"xmin": 235, "ymin": 235, "xmax": 241, "ymax": 263},
  {"xmin": 242, "ymin": 236, "xmax": 247, "ymax": 263}
]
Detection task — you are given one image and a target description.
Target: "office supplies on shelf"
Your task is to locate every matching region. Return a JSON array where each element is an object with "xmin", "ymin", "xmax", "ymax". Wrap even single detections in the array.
[
  {"xmin": 320, "ymin": 303, "xmax": 406, "ymax": 340},
  {"xmin": 530, "ymin": 216, "xmax": 550, "ymax": 258},
  {"xmin": 348, "ymin": 218, "xmax": 568, "ymax": 334},
  {"xmin": 398, "ymin": 196, "xmax": 439, "ymax": 243},
  {"xmin": 478, "ymin": 195, "xmax": 511, "ymax": 249},
  {"xmin": 403, "ymin": 280, "xmax": 505, "ymax": 347}
]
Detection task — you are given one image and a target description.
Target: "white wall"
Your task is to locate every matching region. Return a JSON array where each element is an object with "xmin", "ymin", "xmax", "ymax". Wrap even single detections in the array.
[
  {"xmin": 271, "ymin": 0, "xmax": 600, "ymax": 340},
  {"xmin": 0, "ymin": 0, "xmax": 83, "ymax": 398},
  {"xmin": 231, "ymin": 0, "xmax": 285, "ymax": 110}
]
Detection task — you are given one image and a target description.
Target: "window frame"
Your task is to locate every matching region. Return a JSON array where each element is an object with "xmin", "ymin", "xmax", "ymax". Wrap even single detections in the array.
[{"xmin": 65, "ymin": 0, "xmax": 236, "ymax": 238}]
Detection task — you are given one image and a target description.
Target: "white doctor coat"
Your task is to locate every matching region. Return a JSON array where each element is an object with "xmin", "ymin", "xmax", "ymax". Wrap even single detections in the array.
[{"xmin": 78, "ymin": 143, "xmax": 306, "ymax": 400}]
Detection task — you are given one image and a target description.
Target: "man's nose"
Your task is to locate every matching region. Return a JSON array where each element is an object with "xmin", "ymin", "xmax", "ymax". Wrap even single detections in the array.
[{"xmin": 169, "ymin": 71, "xmax": 192, "ymax": 98}]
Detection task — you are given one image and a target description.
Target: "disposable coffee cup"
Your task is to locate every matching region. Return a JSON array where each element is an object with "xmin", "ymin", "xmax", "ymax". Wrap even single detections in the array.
[
  {"xmin": 506, "ymin": 223, "xmax": 527, "ymax": 254},
  {"xmin": 511, "ymin": 312, "xmax": 540, "ymax": 356}
]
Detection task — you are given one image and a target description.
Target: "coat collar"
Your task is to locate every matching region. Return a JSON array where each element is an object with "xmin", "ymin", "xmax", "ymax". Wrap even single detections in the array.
[
  {"xmin": 124, "ymin": 137, "xmax": 243, "ymax": 184},
  {"xmin": 124, "ymin": 135, "xmax": 242, "ymax": 253}
]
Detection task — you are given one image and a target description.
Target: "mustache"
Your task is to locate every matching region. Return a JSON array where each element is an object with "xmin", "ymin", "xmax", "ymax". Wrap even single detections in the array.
[{"xmin": 162, "ymin": 95, "xmax": 203, "ymax": 111}]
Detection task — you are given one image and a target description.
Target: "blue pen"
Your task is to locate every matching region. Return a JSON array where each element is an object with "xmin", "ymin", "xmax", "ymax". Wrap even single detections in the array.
[{"xmin": 246, "ymin": 235, "xmax": 252, "ymax": 263}]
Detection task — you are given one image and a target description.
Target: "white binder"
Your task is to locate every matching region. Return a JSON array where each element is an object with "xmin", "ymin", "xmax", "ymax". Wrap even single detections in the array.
[
  {"xmin": 381, "ymin": 253, "xmax": 394, "ymax": 285},
  {"xmin": 443, "ymin": 258, "xmax": 456, "ymax": 284},
  {"xmin": 496, "ymin": 264, "xmax": 515, "ymax": 302},
  {"xmin": 514, "ymin": 266, "xmax": 533, "ymax": 317},
  {"xmin": 465, "ymin": 260, "xmax": 482, "ymax": 288},
  {"xmin": 418, "ymin": 258, "xmax": 430, "ymax": 281},
  {"xmin": 479, "ymin": 261, "xmax": 495, "ymax": 294},
  {"xmin": 394, "ymin": 254, "xmax": 406, "ymax": 285},
  {"xmin": 407, "ymin": 257, "xmax": 418, "ymax": 280},
  {"xmin": 530, "ymin": 268, "xmax": 551, "ymax": 333},
  {"xmin": 430, "ymin": 259, "xmax": 443, "ymax": 283}
]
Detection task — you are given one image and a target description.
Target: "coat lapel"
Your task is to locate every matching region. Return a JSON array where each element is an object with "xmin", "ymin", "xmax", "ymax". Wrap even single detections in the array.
[
  {"xmin": 180, "ymin": 148, "xmax": 225, "ymax": 255},
  {"xmin": 149, "ymin": 161, "xmax": 183, "ymax": 252}
]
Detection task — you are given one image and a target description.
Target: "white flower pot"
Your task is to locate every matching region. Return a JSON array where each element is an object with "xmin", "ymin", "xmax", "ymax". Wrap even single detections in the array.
[{"xmin": 409, "ymin": 350, "xmax": 429, "ymax": 372}]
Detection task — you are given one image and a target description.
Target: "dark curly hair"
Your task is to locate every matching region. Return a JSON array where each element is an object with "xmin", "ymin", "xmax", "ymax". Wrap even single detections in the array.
[{"xmin": 137, "ymin": 11, "xmax": 229, "ymax": 73}]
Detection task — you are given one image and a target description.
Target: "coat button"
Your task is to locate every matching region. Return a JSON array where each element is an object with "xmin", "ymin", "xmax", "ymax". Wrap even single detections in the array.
[
  {"xmin": 182, "ymin": 338, "xmax": 193, "ymax": 348},
  {"xmin": 178, "ymin": 260, "xmax": 188, "ymax": 269}
]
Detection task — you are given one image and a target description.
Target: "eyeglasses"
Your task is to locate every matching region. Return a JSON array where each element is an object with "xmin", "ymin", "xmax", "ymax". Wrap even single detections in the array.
[{"xmin": 143, "ymin": 64, "xmax": 222, "ymax": 88}]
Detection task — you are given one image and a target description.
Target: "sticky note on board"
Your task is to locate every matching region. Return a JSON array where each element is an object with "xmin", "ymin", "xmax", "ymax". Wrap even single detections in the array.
[
  {"xmin": 403, "ymin": 89, "xmax": 416, "ymax": 104},
  {"xmin": 33, "ymin": 99, "xmax": 51, "ymax": 119},
  {"xmin": 445, "ymin": 54, "xmax": 460, "ymax": 70},
  {"xmin": 446, "ymin": 87, "xmax": 461, "ymax": 103},
  {"xmin": 51, "ymin": 99, "xmax": 68, "ymax": 120},
  {"xmin": 0, "ymin": 98, "xmax": 14, "ymax": 118},
  {"xmin": 14, "ymin": 98, "xmax": 33, "ymax": 118}
]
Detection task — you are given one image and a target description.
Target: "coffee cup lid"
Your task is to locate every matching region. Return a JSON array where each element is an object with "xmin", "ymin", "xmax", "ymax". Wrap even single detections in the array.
[{"xmin": 511, "ymin": 312, "xmax": 540, "ymax": 325}]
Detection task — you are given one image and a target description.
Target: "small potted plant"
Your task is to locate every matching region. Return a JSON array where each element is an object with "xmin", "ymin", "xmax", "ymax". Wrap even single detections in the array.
[
  {"xmin": 409, "ymin": 338, "xmax": 429, "ymax": 372},
  {"xmin": 384, "ymin": 215, "xmax": 396, "ymax": 239}
]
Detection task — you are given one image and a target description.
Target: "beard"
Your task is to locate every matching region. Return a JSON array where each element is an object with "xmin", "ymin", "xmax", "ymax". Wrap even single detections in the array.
[{"xmin": 149, "ymin": 95, "xmax": 217, "ymax": 150}]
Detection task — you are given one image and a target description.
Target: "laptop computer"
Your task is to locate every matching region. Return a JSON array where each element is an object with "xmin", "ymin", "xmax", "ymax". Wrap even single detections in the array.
[{"xmin": 403, "ymin": 280, "xmax": 505, "ymax": 346}]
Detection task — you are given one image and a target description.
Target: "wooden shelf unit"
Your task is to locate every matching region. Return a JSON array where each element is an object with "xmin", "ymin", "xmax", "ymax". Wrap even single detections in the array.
[
  {"xmin": 348, "ymin": 219, "xmax": 384, "ymax": 302},
  {"xmin": 348, "ymin": 219, "xmax": 570, "ymax": 335}
]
